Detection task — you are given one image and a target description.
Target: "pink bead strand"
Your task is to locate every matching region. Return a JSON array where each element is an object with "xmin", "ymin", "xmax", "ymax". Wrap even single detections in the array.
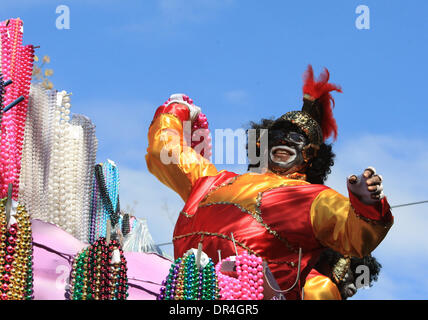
[
  {"xmin": 12, "ymin": 44, "xmax": 34, "ymax": 199},
  {"xmin": 162, "ymin": 95, "xmax": 212, "ymax": 159},
  {"xmin": 0, "ymin": 19, "xmax": 34, "ymax": 199},
  {"xmin": 215, "ymin": 251, "xmax": 264, "ymax": 300}
]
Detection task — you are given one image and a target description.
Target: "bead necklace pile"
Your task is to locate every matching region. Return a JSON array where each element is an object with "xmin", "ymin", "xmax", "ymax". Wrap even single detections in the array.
[
  {"xmin": 70, "ymin": 237, "xmax": 128, "ymax": 300},
  {"xmin": 18, "ymin": 84, "xmax": 98, "ymax": 243},
  {"xmin": 0, "ymin": 17, "xmax": 101, "ymax": 244},
  {"xmin": 70, "ymin": 114, "xmax": 98, "ymax": 242},
  {"xmin": 44, "ymin": 91, "xmax": 78, "ymax": 235},
  {"xmin": 215, "ymin": 251, "xmax": 265, "ymax": 300},
  {"xmin": 0, "ymin": 198, "xmax": 33, "ymax": 300},
  {"xmin": 41, "ymin": 91, "xmax": 97, "ymax": 241},
  {"xmin": 89, "ymin": 173, "xmax": 101, "ymax": 243},
  {"xmin": 89, "ymin": 161, "xmax": 121, "ymax": 243},
  {"xmin": 0, "ymin": 18, "xmax": 34, "ymax": 200},
  {"xmin": 158, "ymin": 252, "xmax": 219, "ymax": 300},
  {"xmin": 18, "ymin": 83, "xmax": 55, "ymax": 220},
  {"xmin": 68, "ymin": 124, "xmax": 85, "ymax": 237}
]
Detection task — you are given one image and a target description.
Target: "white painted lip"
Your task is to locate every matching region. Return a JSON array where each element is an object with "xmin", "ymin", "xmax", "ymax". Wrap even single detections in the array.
[{"xmin": 270, "ymin": 146, "xmax": 296, "ymax": 163}]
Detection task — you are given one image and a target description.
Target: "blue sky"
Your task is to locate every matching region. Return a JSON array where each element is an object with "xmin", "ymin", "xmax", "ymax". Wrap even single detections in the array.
[{"xmin": 2, "ymin": 0, "xmax": 428, "ymax": 299}]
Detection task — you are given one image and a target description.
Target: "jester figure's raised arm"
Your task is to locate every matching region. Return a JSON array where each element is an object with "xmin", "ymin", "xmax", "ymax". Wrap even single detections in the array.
[{"xmin": 145, "ymin": 65, "xmax": 393, "ymax": 300}]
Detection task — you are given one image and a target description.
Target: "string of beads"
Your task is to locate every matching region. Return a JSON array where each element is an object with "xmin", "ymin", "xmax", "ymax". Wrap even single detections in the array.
[
  {"xmin": 157, "ymin": 252, "xmax": 219, "ymax": 300},
  {"xmin": 215, "ymin": 251, "xmax": 265, "ymax": 300},
  {"xmin": 0, "ymin": 19, "xmax": 34, "ymax": 199},
  {"xmin": 90, "ymin": 161, "xmax": 121, "ymax": 243},
  {"xmin": 69, "ymin": 237, "xmax": 128, "ymax": 300},
  {"xmin": 0, "ymin": 199, "xmax": 33, "ymax": 300}
]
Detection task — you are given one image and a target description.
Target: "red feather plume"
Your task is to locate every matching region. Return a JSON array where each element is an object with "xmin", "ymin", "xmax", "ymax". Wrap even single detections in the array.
[{"xmin": 302, "ymin": 65, "xmax": 342, "ymax": 141}]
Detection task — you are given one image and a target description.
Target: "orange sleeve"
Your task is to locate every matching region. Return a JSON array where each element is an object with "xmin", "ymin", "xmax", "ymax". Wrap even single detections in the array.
[
  {"xmin": 145, "ymin": 104, "xmax": 218, "ymax": 202},
  {"xmin": 310, "ymin": 188, "xmax": 393, "ymax": 258},
  {"xmin": 303, "ymin": 275, "xmax": 342, "ymax": 300}
]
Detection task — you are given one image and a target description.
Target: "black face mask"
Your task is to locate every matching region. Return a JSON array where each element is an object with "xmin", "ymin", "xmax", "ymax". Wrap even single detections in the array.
[
  {"xmin": 268, "ymin": 130, "xmax": 308, "ymax": 175},
  {"xmin": 337, "ymin": 270, "xmax": 357, "ymax": 300},
  {"xmin": 270, "ymin": 130, "xmax": 307, "ymax": 147}
]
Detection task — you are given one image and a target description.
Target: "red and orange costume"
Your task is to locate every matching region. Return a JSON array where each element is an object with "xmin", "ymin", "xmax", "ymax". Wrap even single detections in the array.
[{"xmin": 146, "ymin": 68, "xmax": 393, "ymax": 299}]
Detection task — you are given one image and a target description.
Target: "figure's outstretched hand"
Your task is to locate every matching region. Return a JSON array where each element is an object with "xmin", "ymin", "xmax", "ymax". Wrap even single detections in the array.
[
  {"xmin": 168, "ymin": 93, "xmax": 201, "ymax": 123},
  {"xmin": 347, "ymin": 167, "xmax": 384, "ymax": 204}
]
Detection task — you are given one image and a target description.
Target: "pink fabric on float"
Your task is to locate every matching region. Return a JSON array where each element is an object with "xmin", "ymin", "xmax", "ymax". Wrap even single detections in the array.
[{"xmin": 31, "ymin": 219, "xmax": 171, "ymax": 300}]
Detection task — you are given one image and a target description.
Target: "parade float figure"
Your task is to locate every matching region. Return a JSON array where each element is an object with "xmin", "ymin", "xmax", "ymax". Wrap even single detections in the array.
[
  {"xmin": 303, "ymin": 248, "xmax": 382, "ymax": 300},
  {"xmin": 146, "ymin": 65, "xmax": 393, "ymax": 299}
]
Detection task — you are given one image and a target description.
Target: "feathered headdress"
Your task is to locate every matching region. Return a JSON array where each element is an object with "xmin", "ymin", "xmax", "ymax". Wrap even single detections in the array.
[
  {"xmin": 279, "ymin": 65, "xmax": 342, "ymax": 146},
  {"xmin": 302, "ymin": 65, "xmax": 342, "ymax": 141}
]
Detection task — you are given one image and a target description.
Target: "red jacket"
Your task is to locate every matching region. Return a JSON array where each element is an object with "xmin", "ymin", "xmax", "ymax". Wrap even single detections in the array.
[{"xmin": 146, "ymin": 103, "xmax": 393, "ymax": 299}]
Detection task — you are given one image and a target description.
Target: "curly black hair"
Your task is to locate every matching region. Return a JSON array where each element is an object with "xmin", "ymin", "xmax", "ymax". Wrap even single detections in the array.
[
  {"xmin": 350, "ymin": 254, "xmax": 382, "ymax": 286},
  {"xmin": 315, "ymin": 248, "xmax": 382, "ymax": 287},
  {"xmin": 245, "ymin": 118, "xmax": 335, "ymax": 184}
]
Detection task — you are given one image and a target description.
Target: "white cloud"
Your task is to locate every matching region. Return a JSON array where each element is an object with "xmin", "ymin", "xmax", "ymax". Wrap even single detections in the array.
[
  {"xmin": 224, "ymin": 89, "xmax": 249, "ymax": 105},
  {"xmin": 350, "ymin": 272, "xmax": 405, "ymax": 300},
  {"xmin": 326, "ymin": 134, "xmax": 428, "ymax": 254},
  {"xmin": 326, "ymin": 134, "xmax": 428, "ymax": 299}
]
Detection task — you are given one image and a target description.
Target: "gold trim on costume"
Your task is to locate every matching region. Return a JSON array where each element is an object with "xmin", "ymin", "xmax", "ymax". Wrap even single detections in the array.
[
  {"xmin": 201, "ymin": 174, "xmax": 241, "ymax": 203},
  {"xmin": 254, "ymin": 182, "xmax": 302, "ymax": 217},
  {"xmin": 350, "ymin": 205, "xmax": 391, "ymax": 228},
  {"xmin": 172, "ymin": 231, "xmax": 297, "ymax": 267},
  {"xmin": 198, "ymin": 201, "xmax": 297, "ymax": 253},
  {"xmin": 179, "ymin": 210, "xmax": 193, "ymax": 218},
  {"xmin": 199, "ymin": 201, "xmax": 263, "ymax": 222},
  {"xmin": 194, "ymin": 174, "xmax": 310, "ymax": 253}
]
